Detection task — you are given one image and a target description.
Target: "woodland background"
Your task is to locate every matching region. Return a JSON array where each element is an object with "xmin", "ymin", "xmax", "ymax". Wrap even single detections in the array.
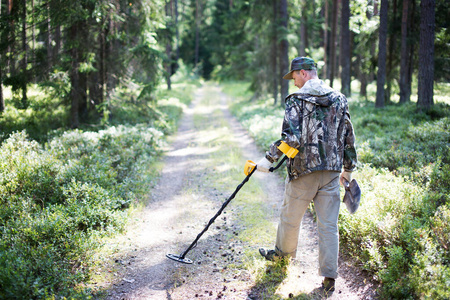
[
  {"xmin": 0, "ymin": 0, "xmax": 448, "ymax": 132},
  {"xmin": 0, "ymin": 0, "xmax": 449, "ymax": 298}
]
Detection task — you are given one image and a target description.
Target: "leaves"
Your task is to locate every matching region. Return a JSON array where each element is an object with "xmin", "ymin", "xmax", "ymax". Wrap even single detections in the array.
[{"xmin": 0, "ymin": 124, "xmax": 166, "ymax": 297}]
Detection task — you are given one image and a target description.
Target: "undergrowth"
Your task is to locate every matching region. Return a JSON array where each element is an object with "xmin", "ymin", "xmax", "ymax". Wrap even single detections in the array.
[
  {"xmin": 224, "ymin": 80, "xmax": 450, "ymax": 299},
  {"xmin": 0, "ymin": 81, "xmax": 196, "ymax": 298}
]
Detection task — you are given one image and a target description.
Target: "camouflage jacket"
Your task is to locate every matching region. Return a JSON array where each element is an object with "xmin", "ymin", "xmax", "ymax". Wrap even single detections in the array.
[{"xmin": 266, "ymin": 79, "xmax": 357, "ymax": 180}]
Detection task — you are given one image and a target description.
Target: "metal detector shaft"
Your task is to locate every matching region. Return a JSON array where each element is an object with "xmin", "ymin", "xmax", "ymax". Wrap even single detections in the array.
[{"xmin": 167, "ymin": 156, "xmax": 287, "ymax": 264}]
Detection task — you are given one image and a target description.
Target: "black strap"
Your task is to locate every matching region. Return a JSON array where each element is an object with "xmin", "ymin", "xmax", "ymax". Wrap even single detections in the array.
[{"xmin": 269, "ymin": 155, "xmax": 288, "ymax": 172}]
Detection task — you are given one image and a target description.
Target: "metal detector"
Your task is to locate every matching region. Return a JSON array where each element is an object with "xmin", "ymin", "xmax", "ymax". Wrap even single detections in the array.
[{"xmin": 166, "ymin": 155, "xmax": 289, "ymax": 264}]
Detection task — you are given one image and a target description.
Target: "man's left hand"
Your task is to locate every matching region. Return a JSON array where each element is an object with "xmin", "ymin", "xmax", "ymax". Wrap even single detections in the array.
[{"xmin": 340, "ymin": 171, "xmax": 352, "ymax": 186}]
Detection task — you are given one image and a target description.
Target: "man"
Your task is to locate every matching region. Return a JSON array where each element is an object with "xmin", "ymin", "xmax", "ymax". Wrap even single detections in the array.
[{"xmin": 257, "ymin": 57, "xmax": 357, "ymax": 293}]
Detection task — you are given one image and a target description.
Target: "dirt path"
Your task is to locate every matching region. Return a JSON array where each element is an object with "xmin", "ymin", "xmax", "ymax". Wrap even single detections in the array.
[{"xmin": 98, "ymin": 84, "xmax": 378, "ymax": 299}]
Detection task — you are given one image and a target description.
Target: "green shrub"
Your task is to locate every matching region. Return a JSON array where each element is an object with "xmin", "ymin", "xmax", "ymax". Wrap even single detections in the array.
[
  {"xmin": 0, "ymin": 78, "xmax": 194, "ymax": 297},
  {"xmin": 108, "ymin": 82, "xmax": 194, "ymax": 134},
  {"xmin": 48, "ymin": 125, "xmax": 164, "ymax": 200},
  {"xmin": 428, "ymin": 153, "xmax": 450, "ymax": 205},
  {"xmin": 431, "ymin": 205, "xmax": 450, "ymax": 261},
  {"xmin": 0, "ymin": 198, "xmax": 93, "ymax": 298},
  {"xmin": 379, "ymin": 245, "xmax": 413, "ymax": 299},
  {"xmin": 0, "ymin": 126, "xmax": 164, "ymax": 298},
  {"xmin": 0, "ymin": 85, "xmax": 69, "ymax": 143},
  {"xmin": 0, "ymin": 131, "xmax": 64, "ymax": 207},
  {"xmin": 409, "ymin": 235, "xmax": 450, "ymax": 299}
]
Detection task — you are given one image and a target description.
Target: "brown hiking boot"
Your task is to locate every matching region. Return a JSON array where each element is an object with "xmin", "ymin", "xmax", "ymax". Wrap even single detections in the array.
[{"xmin": 322, "ymin": 277, "xmax": 335, "ymax": 293}]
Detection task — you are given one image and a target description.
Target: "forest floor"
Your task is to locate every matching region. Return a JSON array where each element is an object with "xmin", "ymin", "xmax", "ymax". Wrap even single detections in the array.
[{"xmin": 93, "ymin": 83, "xmax": 379, "ymax": 299}]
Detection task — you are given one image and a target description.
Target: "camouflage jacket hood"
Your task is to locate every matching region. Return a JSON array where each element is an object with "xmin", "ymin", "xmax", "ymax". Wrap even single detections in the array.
[{"xmin": 266, "ymin": 79, "xmax": 357, "ymax": 180}]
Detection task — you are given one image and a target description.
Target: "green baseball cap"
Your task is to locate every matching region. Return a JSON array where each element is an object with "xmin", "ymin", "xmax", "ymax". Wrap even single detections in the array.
[{"xmin": 283, "ymin": 57, "xmax": 317, "ymax": 79}]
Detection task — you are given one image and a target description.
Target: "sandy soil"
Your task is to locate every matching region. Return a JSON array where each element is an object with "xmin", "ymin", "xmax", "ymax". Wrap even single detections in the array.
[{"xmin": 96, "ymin": 84, "xmax": 379, "ymax": 300}]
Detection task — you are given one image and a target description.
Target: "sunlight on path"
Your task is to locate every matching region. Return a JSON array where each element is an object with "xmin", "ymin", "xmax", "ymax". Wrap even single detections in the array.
[{"xmin": 103, "ymin": 83, "xmax": 377, "ymax": 300}]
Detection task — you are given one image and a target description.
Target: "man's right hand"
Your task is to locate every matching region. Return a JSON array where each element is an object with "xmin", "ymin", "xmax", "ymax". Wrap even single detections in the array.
[{"xmin": 256, "ymin": 157, "xmax": 272, "ymax": 173}]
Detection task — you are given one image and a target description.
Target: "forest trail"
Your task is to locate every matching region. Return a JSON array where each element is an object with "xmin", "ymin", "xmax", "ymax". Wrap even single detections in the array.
[{"xmin": 100, "ymin": 83, "xmax": 378, "ymax": 299}]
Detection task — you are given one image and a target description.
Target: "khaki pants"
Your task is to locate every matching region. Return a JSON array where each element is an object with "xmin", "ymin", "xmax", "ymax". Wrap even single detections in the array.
[{"xmin": 275, "ymin": 171, "xmax": 340, "ymax": 279}]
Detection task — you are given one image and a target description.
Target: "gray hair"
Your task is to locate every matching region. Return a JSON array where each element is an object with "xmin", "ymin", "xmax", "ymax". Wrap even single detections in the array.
[
  {"xmin": 294, "ymin": 69, "xmax": 318, "ymax": 77},
  {"xmin": 304, "ymin": 69, "xmax": 318, "ymax": 77}
]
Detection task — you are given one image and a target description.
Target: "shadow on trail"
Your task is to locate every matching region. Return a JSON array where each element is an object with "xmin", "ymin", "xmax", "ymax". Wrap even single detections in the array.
[
  {"xmin": 248, "ymin": 260, "xmax": 289, "ymax": 299},
  {"xmin": 248, "ymin": 259, "xmax": 338, "ymax": 300}
]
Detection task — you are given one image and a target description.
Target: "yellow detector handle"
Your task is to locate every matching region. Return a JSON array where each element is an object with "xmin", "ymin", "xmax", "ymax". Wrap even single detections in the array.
[
  {"xmin": 244, "ymin": 160, "xmax": 257, "ymax": 176},
  {"xmin": 278, "ymin": 141, "xmax": 299, "ymax": 158}
]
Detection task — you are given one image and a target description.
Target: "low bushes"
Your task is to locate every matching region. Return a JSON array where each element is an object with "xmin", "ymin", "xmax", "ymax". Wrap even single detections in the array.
[
  {"xmin": 0, "ymin": 82, "xmax": 193, "ymax": 297},
  {"xmin": 338, "ymin": 163, "xmax": 450, "ymax": 299},
  {"xmin": 0, "ymin": 126, "xmax": 163, "ymax": 298},
  {"xmin": 225, "ymin": 81, "xmax": 450, "ymax": 299}
]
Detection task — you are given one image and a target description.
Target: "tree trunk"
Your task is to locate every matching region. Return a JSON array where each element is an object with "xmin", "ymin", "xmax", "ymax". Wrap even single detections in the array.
[
  {"xmin": 21, "ymin": 0, "xmax": 27, "ymax": 106},
  {"xmin": 369, "ymin": 1, "xmax": 377, "ymax": 83},
  {"xmin": 0, "ymin": 63, "xmax": 3, "ymax": 113},
  {"xmin": 271, "ymin": 0, "xmax": 278, "ymax": 105},
  {"xmin": 0, "ymin": 53, "xmax": 3, "ymax": 113},
  {"xmin": 166, "ymin": 43, "xmax": 172, "ymax": 90},
  {"xmin": 106, "ymin": 7, "xmax": 114, "ymax": 97},
  {"xmin": 7, "ymin": 0, "xmax": 15, "ymax": 76},
  {"xmin": 323, "ymin": 0, "xmax": 329, "ymax": 79},
  {"xmin": 279, "ymin": 0, "xmax": 289, "ymax": 104},
  {"xmin": 194, "ymin": 0, "xmax": 200, "ymax": 67},
  {"xmin": 54, "ymin": 25, "xmax": 61, "ymax": 61},
  {"xmin": 299, "ymin": 1, "xmax": 308, "ymax": 56},
  {"xmin": 69, "ymin": 24, "xmax": 81, "ymax": 128},
  {"xmin": 174, "ymin": 0, "xmax": 180, "ymax": 61},
  {"xmin": 89, "ymin": 12, "xmax": 104, "ymax": 116},
  {"xmin": 89, "ymin": 72, "xmax": 100, "ymax": 113},
  {"xmin": 399, "ymin": 0, "xmax": 412, "ymax": 103},
  {"xmin": 357, "ymin": 54, "xmax": 368, "ymax": 99},
  {"xmin": 386, "ymin": 0, "xmax": 398, "ymax": 104},
  {"xmin": 78, "ymin": 71, "xmax": 88, "ymax": 122},
  {"xmin": 335, "ymin": 0, "xmax": 341, "ymax": 80},
  {"xmin": 329, "ymin": 0, "xmax": 338, "ymax": 87},
  {"xmin": 407, "ymin": 0, "xmax": 416, "ymax": 95},
  {"xmin": 376, "ymin": 0, "xmax": 388, "ymax": 108},
  {"xmin": 47, "ymin": 1, "xmax": 52, "ymax": 73},
  {"xmin": 417, "ymin": 0, "xmax": 435, "ymax": 110},
  {"xmin": 50, "ymin": 0, "xmax": 61, "ymax": 62},
  {"xmin": 31, "ymin": 0, "xmax": 35, "ymax": 82},
  {"xmin": 98, "ymin": 17, "xmax": 105, "ymax": 106},
  {"xmin": 165, "ymin": 0, "xmax": 173, "ymax": 90},
  {"xmin": 0, "ymin": 0, "xmax": 4, "ymax": 113},
  {"xmin": 340, "ymin": 0, "xmax": 351, "ymax": 96}
]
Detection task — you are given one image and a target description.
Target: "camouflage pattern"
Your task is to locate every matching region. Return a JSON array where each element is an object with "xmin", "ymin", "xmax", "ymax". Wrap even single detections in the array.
[
  {"xmin": 283, "ymin": 57, "xmax": 317, "ymax": 80},
  {"xmin": 266, "ymin": 79, "xmax": 357, "ymax": 181}
]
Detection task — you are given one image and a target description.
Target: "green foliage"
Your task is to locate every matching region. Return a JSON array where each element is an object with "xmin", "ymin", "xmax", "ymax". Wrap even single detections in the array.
[
  {"xmin": 434, "ymin": 0, "xmax": 450, "ymax": 83},
  {"xmin": 431, "ymin": 204, "xmax": 450, "ymax": 260},
  {"xmin": 0, "ymin": 70, "xmax": 194, "ymax": 296},
  {"xmin": 108, "ymin": 81, "xmax": 194, "ymax": 135},
  {"xmin": 0, "ymin": 85, "xmax": 70, "ymax": 143},
  {"xmin": 351, "ymin": 101, "xmax": 450, "ymax": 183},
  {"xmin": 0, "ymin": 122, "xmax": 167, "ymax": 297},
  {"xmin": 224, "ymin": 81, "xmax": 450, "ymax": 299}
]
